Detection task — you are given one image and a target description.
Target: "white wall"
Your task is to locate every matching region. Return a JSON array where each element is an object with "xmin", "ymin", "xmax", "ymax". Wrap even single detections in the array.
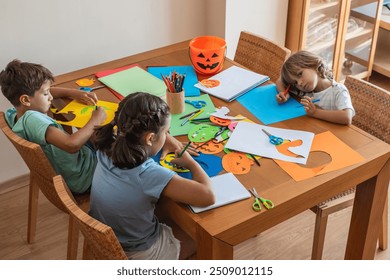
[
  {"xmin": 0, "ymin": 0, "xmax": 288, "ymax": 186},
  {"xmin": 225, "ymin": 0, "xmax": 289, "ymax": 59}
]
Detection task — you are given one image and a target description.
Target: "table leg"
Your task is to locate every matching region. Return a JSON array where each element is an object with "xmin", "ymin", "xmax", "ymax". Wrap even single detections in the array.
[
  {"xmin": 345, "ymin": 159, "xmax": 390, "ymax": 259},
  {"xmin": 196, "ymin": 225, "xmax": 233, "ymax": 259}
]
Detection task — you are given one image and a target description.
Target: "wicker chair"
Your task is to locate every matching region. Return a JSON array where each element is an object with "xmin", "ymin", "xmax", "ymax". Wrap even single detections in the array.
[
  {"xmin": 0, "ymin": 111, "xmax": 89, "ymax": 259},
  {"xmin": 310, "ymin": 76, "xmax": 389, "ymax": 259},
  {"xmin": 53, "ymin": 175, "xmax": 128, "ymax": 260},
  {"xmin": 234, "ymin": 31, "xmax": 291, "ymax": 83}
]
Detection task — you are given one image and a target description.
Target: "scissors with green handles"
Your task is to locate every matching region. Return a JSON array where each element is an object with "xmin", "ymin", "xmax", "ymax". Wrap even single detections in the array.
[
  {"xmin": 248, "ymin": 188, "xmax": 274, "ymax": 211},
  {"xmin": 261, "ymin": 129, "xmax": 284, "ymax": 146}
]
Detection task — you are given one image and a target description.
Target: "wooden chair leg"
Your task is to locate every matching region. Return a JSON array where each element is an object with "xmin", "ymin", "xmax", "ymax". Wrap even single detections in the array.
[
  {"xmin": 67, "ymin": 216, "xmax": 80, "ymax": 259},
  {"xmin": 311, "ymin": 209, "xmax": 329, "ymax": 260},
  {"xmin": 27, "ymin": 175, "xmax": 39, "ymax": 244},
  {"xmin": 378, "ymin": 195, "xmax": 388, "ymax": 250},
  {"xmin": 82, "ymin": 240, "xmax": 95, "ymax": 260}
]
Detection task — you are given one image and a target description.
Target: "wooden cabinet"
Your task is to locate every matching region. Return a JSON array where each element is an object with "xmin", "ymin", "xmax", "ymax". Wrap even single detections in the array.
[
  {"xmin": 285, "ymin": 0, "xmax": 383, "ymax": 81},
  {"xmin": 373, "ymin": 5, "xmax": 390, "ymax": 77}
]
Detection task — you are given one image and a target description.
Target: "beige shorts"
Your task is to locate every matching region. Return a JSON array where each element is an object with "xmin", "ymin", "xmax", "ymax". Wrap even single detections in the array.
[{"xmin": 125, "ymin": 223, "xmax": 180, "ymax": 260}]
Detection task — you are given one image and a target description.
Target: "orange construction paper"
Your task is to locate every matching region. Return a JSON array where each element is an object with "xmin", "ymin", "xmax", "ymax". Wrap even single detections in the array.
[
  {"xmin": 275, "ymin": 131, "xmax": 364, "ymax": 181},
  {"xmin": 222, "ymin": 151, "xmax": 254, "ymax": 175}
]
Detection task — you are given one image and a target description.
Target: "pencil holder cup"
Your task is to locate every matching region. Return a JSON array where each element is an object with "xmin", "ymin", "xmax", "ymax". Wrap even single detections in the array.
[{"xmin": 166, "ymin": 89, "xmax": 185, "ymax": 114}]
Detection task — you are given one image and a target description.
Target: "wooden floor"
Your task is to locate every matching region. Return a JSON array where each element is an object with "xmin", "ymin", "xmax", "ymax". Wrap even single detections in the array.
[
  {"xmin": 0, "ymin": 182, "xmax": 389, "ymax": 260},
  {"xmin": 0, "ymin": 72, "xmax": 388, "ymax": 260}
]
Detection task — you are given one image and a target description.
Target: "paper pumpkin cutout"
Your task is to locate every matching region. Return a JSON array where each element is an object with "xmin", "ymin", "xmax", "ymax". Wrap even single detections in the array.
[
  {"xmin": 210, "ymin": 116, "xmax": 231, "ymax": 126},
  {"xmin": 51, "ymin": 100, "xmax": 118, "ymax": 128},
  {"xmin": 188, "ymin": 124, "xmax": 220, "ymax": 142},
  {"xmin": 159, "ymin": 153, "xmax": 190, "ymax": 173},
  {"xmin": 200, "ymin": 79, "xmax": 220, "ymax": 88},
  {"xmin": 222, "ymin": 152, "xmax": 254, "ymax": 175},
  {"xmin": 195, "ymin": 141, "xmax": 224, "ymax": 154},
  {"xmin": 76, "ymin": 78, "xmax": 95, "ymax": 87},
  {"xmin": 275, "ymin": 131, "xmax": 365, "ymax": 181}
]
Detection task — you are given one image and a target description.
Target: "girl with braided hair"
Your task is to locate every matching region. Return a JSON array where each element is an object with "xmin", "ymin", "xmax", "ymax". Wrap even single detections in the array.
[
  {"xmin": 275, "ymin": 50, "xmax": 355, "ymax": 125},
  {"xmin": 89, "ymin": 92, "xmax": 214, "ymax": 260}
]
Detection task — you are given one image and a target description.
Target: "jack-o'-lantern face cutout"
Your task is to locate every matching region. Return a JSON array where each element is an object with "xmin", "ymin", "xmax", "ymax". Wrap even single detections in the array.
[
  {"xmin": 188, "ymin": 124, "xmax": 220, "ymax": 142},
  {"xmin": 195, "ymin": 141, "xmax": 224, "ymax": 154},
  {"xmin": 195, "ymin": 52, "xmax": 221, "ymax": 74},
  {"xmin": 160, "ymin": 153, "xmax": 189, "ymax": 173},
  {"xmin": 200, "ymin": 79, "xmax": 220, "ymax": 88},
  {"xmin": 222, "ymin": 152, "xmax": 254, "ymax": 175},
  {"xmin": 210, "ymin": 116, "xmax": 231, "ymax": 126}
]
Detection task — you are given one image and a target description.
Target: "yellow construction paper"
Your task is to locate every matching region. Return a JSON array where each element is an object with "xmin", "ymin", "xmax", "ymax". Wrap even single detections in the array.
[
  {"xmin": 52, "ymin": 100, "xmax": 118, "ymax": 128},
  {"xmin": 275, "ymin": 131, "xmax": 364, "ymax": 181}
]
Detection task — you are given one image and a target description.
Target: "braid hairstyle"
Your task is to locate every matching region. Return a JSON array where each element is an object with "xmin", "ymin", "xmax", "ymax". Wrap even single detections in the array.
[
  {"xmin": 0, "ymin": 59, "xmax": 54, "ymax": 106},
  {"xmin": 280, "ymin": 50, "xmax": 333, "ymax": 97},
  {"xmin": 94, "ymin": 92, "xmax": 170, "ymax": 169}
]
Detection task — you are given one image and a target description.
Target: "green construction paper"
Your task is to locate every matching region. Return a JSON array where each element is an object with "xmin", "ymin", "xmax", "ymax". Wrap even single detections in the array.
[
  {"xmin": 98, "ymin": 66, "xmax": 166, "ymax": 98},
  {"xmin": 169, "ymin": 94, "xmax": 216, "ymax": 136}
]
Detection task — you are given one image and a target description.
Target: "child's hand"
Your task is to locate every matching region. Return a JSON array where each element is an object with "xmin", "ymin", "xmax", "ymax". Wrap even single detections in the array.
[
  {"xmin": 90, "ymin": 106, "xmax": 107, "ymax": 125},
  {"xmin": 276, "ymin": 92, "xmax": 289, "ymax": 104},
  {"xmin": 77, "ymin": 91, "xmax": 98, "ymax": 105},
  {"xmin": 170, "ymin": 148, "xmax": 196, "ymax": 170},
  {"xmin": 300, "ymin": 96, "xmax": 317, "ymax": 116},
  {"xmin": 160, "ymin": 135, "xmax": 199, "ymax": 160}
]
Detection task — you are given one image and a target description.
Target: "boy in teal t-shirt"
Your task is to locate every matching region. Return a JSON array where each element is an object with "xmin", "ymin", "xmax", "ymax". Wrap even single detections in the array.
[{"xmin": 0, "ymin": 59, "xmax": 107, "ymax": 193}]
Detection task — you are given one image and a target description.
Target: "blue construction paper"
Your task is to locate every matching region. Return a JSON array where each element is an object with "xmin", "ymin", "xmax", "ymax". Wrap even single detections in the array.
[
  {"xmin": 152, "ymin": 152, "xmax": 223, "ymax": 179},
  {"xmin": 237, "ymin": 84, "xmax": 306, "ymax": 125},
  {"xmin": 147, "ymin": 65, "xmax": 201, "ymax": 97}
]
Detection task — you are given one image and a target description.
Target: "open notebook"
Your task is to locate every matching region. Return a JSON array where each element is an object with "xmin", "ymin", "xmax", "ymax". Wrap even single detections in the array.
[
  {"xmin": 194, "ymin": 65, "xmax": 269, "ymax": 102},
  {"xmin": 189, "ymin": 172, "xmax": 251, "ymax": 213}
]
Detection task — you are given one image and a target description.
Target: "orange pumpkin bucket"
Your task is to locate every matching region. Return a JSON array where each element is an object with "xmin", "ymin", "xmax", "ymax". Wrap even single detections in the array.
[{"xmin": 189, "ymin": 36, "xmax": 226, "ymax": 75}]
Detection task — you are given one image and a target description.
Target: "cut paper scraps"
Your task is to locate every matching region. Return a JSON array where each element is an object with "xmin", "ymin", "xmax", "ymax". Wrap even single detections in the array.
[
  {"xmin": 147, "ymin": 65, "xmax": 201, "ymax": 97},
  {"xmin": 160, "ymin": 153, "xmax": 190, "ymax": 173},
  {"xmin": 274, "ymin": 131, "xmax": 365, "ymax": 181},
  {"xmin": 153, "ymin": 152, "xmax": 223, "ymax": 179},
  {"xmin": 210, "ymin": 106, "xmax": 245, "ymax": 121},
  {"xmin": 237, "ymin": 84, "xmax": 306, "ymax": 125},
  {"xmin": 225, "ymin": 122, "xmax": 314, "ymax": 164},
  {"xmin": 51, "ymin": 100, "xmax": 118, "ymax": 128},
  {"xmin": 76, "ymin": 78, "xmax": 95, "ymax": 87},
  {"xmin": 169, "ymin": 94, "xmax": 216, "ymax": 137}
]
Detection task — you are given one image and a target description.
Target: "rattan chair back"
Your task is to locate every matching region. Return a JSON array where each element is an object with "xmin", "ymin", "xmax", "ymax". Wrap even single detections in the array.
[
  {"xmin": 234, "ymin": 31, "xmax": 291, "ymax": 82},
  {"xmin": 53, "ymin": 175, "xmax": 128, "ymax": 260},
  {"xmin": 345, "ymin": 76, "xmax": 390, "ymax": 144}
]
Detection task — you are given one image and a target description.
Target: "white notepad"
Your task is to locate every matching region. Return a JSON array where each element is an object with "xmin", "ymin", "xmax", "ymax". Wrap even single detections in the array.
[
  {"xmin": 194, "ymin": 66, "xmax": 269, "ymax": 102},
  {"xmin": 189, "ymin": 172, "xmax": 251, "ymax": 213}
]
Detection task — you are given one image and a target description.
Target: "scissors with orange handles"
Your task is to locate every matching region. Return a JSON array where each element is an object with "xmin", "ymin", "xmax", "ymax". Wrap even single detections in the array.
[{"xmin": 248, "ymin": 188, "xmax": 274, "ymax": 211}]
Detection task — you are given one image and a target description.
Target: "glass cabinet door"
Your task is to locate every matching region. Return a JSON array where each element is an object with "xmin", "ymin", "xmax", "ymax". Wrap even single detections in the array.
[
  {"xmin": 339, "ymin": 0, "xmax": 383, "ymax": 80},
  {"xmin": 302, "ymin": 0, "xmax": 345, "ymax": 78}
]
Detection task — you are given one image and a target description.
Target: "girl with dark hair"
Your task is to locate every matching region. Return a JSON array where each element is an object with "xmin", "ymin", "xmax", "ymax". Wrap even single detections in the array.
[{"xmin": 89, "ymin": 92, "xmax": 214, "ymax": 260}]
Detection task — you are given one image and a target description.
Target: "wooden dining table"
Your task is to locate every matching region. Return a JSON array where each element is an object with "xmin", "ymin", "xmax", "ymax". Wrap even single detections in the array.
[{"xmin": 53, "ymin": 40, "xmax": 390, "ymax": 260}]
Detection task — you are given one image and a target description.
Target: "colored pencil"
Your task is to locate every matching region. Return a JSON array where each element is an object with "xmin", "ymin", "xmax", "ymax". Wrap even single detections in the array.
[{"xmin": 178, "ymin": 141, "xmax": 192, "ymax": 157}]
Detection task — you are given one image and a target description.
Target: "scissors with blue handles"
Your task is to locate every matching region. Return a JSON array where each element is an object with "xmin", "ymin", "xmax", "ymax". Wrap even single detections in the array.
[
  {"xmin": 79, "ymin": 85, "xmax": 106, "ymax": 92},
  {"xmin": 185, "ymin": 99, "xmax": 207, "ymax": 108},
  {"xmin": 248, "ymin": 188, "xmax": 274, "ymax": 211},
  {"xmin": 261, "ymin": 129, "xmax": 284, "ymax": 146}
]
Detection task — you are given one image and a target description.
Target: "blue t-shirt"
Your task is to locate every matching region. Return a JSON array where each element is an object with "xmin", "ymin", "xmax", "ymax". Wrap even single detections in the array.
[
  {"xmin": 5, "ymin": 108, "xmax": 96, "ymax": 193},
  {"xmin": 89, "ymin": 151, "xmax": 175, "ymax": 251}
]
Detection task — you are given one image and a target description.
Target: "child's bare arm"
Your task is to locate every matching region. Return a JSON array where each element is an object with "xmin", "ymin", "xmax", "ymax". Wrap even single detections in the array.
[
  {"xmin": 45, "ymin": 107, "xmax": 107, "ymax": 153},
  {"xmin": 162, "ymin": 149, "xmax": 215, "ymax": 207},
  {"xmin": 300, "ymin": 96, "xmax": 353, "ymax": 125},
  {"xmin": 50, "ymin": 87, "xmax": 98, "ymax": 105}
]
